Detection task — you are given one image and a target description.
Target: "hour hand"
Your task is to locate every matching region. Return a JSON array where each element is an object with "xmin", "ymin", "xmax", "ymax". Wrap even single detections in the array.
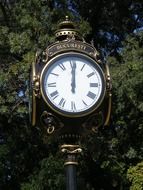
[{"xmin": 70, "ymin": 61, "xmax": 76, "ymax": 93}]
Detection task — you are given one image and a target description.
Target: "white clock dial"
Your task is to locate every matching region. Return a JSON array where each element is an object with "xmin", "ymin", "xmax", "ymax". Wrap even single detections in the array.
[{"xmin": 41, "ymin": 53, "xmax": 105, "ymax": 117}]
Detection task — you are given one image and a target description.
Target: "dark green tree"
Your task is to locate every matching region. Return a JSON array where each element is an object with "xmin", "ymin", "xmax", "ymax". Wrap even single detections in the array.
[
  {"xmin": 0, "ymin": 0, "xmax": 143, "ymax": 190},
  {"xmin": 76, "ymin": 31, "xmax": 143, "ymax": 190},
  {"xmin": 72, "ymin": 0, "xmax": 143, "ymax": 57}
]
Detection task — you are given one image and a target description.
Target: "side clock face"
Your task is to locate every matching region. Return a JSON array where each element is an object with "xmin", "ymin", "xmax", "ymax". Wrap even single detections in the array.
[{"xmin": 41, "ymin": 53, "xmax": 106, "ymax": 117}]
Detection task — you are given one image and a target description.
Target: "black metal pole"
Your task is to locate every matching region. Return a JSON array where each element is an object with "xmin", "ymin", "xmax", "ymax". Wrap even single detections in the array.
[
  {"xmin": 61, "ymin": 144, "xmax": 82, "ymax": 190},
  {"xmin": 65, "ymin": 155, "xmax": 77, "ymax": 190}
]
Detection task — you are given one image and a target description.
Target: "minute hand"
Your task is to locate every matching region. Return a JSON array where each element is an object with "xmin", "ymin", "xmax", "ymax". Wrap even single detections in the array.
[{"xmin": 71, "ymin": 61, "xmax": 76, "ymax": 93}]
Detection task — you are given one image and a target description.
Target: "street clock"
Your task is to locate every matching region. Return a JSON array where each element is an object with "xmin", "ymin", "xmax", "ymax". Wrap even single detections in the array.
[
  {"xmin": 41, "ymin": 52, "xmax": 106, "ymax": 117},
  {"xmin": 30, "ymin": 16, "xmax": 111, "ymax": 136},
  {"xmin": 29, "ymin": 17, "xmax": 112, "ymax": 190}
]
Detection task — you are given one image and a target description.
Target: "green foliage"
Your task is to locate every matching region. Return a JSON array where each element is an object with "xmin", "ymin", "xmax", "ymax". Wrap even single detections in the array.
[
  {"xmin": 9, "ymin": 32, "xmax": 32, "ymax": 54},
  {"xmin": 0, "ymin": 0, "xmax": 143, "ymax": 190},
  {"xmin": 106, "ymin": 32, "xmax": 143, "ymax": 189},
  {"xmin": 0, "ymin": 1, "xmax": 90, "ymax": 189},
  {"xmin": 21, "ymin": 154, "xmax": 64, "ymax": 190},
  {"xmin": 127, "ymin": 162, "xmax": 143, "ymax": 190},
  {"xmin": 72, "ymin": 0, "xmax": 143, "ymax": 55}
]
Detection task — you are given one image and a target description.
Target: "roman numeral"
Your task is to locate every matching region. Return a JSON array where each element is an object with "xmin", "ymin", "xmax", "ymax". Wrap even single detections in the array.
[
  {"xmin": 87, "ymin": 72, "xmax": 95, "ymax": 78},
  {"xmin": 70, "ymin": 61, "xmax": 76, "ymax": 68},
  {"xmin": 48, "ymin": 82, "xmax": 56, "ymax": 87},
  {"xmin": 87, "ymin": 91, "xmax": 96, "ymax": 99},
  {"xmin": 90, "ymin": 83, "xmax": 98, "ymax": 87},
  {"xmin": 82, "ymin": 100, "xmax": 88, "ymax": 106},
  {"xmin": 59, "ymin": 98, "xmax": 66, "ymax": 107},
  {"xmin": 81, "ymin": 64, "xmax": 85, "ymax": 71},
  {"xmin": 50, "ymin": 72, "xmax": 59, "ymax": 76},
  {"xmin": 59, "ymin": 63, "xmax": 66, "ymax": 70},
  {"xmin": 71, "ymin": 101, "xmax": 76, "ymax": 111},
  {"xmin": 50, "ymin": 90, "xmax": 59, "ymax": 99}
]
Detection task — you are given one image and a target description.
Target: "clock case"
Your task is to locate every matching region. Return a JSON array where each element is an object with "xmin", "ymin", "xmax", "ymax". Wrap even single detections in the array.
[{"xmin": 29, "ymin": 17, "xmax": 112, "ymax": 139}]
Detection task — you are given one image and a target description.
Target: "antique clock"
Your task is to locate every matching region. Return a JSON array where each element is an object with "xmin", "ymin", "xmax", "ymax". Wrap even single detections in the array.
[
  {"xmin": 30, "ymin": 16, "xmax": 111, "ymax": 136},
  {"xmin": 41, "ymin": 52, "xmax": 106, "ymax": 117}
]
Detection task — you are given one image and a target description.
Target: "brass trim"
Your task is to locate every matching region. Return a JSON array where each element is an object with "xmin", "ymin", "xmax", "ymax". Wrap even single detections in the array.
[
  {"xmin": 105, "ymin": 63, "xmax": 110, "ymax": 78},
  {"xmin": 61, "ymin": 144, "xmax": 82, "ymax": 154},
  {"xmin": 45, "ymin": 40, "xmax": 100, "ymax": 62},
  {"xmin": 104, "ymin": 93, "xmax": 112, "ymax": 126},
  {"xmin": 55, "ymin": 16, "xmax": 81, "ymax": 39},
  {"xmin": 61, "ymin": 144, "xmax": 80, "ymax": 148},
  {"xmin": 55, "ymin": 29, "xmax": 79, "ymax": 37},
  {"xmin": 60, "ymin": 144, "xmax": 82, "ymax": 166},
  {"xmin": 33, "ymin": 75, "xmax": 40, "ymax": 97},
  {"xmin": 47, "ymin": 126, "xmax": 55, "ymax": 134},
  {"xmin": 64, "ymin": 161, "xmax": 78, "ymax": 166},
  {"xmin": 40, "ymin": 52, "xmax": 106, "ymax": 118},
  {"xmin": 61, "ymin": 148, "xmax": 82, "ymax": 154},
  {"xmin": 104, "ymin": 63, "xmax": 112, "ymax": 126},
  {"xmin": 31, "ymin": 61, "xmax": 36, "ymax": 126},
  {"xmin": 105, "ymin": 63, "xmax": 112, "ymax": 91}
]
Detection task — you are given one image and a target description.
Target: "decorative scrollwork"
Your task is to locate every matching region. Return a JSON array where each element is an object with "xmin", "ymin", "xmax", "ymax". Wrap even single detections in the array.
[
  {"xmin": 32, "ymin": 75, "xmax": 40, "ymax": 98},
  {"xmin": 40, "ymin": 111, "xmax": 64, "ymax": 135},
  {"xmin": 82, "ymin": 112, "xmax": 104, "ymax": 133}
]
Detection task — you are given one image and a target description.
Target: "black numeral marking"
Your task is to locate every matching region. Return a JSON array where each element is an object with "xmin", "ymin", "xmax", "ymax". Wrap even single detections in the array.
[
  {"xmin": 87, "ymin": 91, "xmax": 96, "ymax": 99},
  {"xmin": 70, "ymin": 61, "xmax": 76, "ymax": 68},
  {"xmin": 48, "ymin": 82, "xmax": 56, "ymax": 87},
  {"xmin": 59, "ymin": 98, "xmax": 66, "ymax": 107},
  {"xmin": 59, "ymin": 63, "xmax": 66, "ymax": 71},
  {"xmin": 90, "ymin": 83, "xmax": 98, "ymax": 87},
  {"xmin": 50, "ymin": 90, "xmax": 59, "ymax": 99},
  {"xmin": 87, "ymin": 72, "xmax": 95, "ymax": 78},
  {"xmin": 50, "ymin": 72, "xmax": 59, "ymax": 76},
  {"xmin": 71, "ymin": 101, "xmax": 76, "ymax": 111},
  {"xmin": 81, "ymin": 64, "xmax": 85, "ymax": 71},
  {"xmin": 82, "ymin": 100, "xmax": 88, "ymax": 106}
]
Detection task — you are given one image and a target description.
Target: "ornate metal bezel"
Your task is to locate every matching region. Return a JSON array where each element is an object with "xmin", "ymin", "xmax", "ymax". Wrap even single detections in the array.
[{"xmin": 40, "ymin": 52, "xmax": 106, "ymax": 118}]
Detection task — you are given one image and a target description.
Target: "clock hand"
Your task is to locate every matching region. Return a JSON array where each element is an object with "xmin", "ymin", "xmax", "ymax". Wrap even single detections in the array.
[{"xmin": 71, "ymin": 61, "xmax": 76, "ymax": 93}]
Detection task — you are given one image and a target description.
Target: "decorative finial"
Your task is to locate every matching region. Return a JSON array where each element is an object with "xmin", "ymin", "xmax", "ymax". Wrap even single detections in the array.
[{"xmin": 55, "ymin": 16, "xmax": 81, "ymax": 40}]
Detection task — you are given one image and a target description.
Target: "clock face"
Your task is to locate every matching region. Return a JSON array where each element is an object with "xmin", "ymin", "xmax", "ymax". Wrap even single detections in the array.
[{"xmin": 41, "ymin": 53, "xmax": 105, "ymax": 117}]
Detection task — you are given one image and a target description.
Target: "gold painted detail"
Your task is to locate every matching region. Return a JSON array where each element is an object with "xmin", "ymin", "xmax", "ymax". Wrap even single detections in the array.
[
  {"xmin": 104, "ymin": 94, "xmax": 112, "ymax": 126},
  {"xmin": 55, "ymin": 29, "xmax": 79, "ymax": 38},
  {"xmin": 40, "ymin": 111, "xmax": 63, "ymax": 135},
  {"xmin": 105, "ymin": 63, "xmax": 112, "ymax": 92},
  {"xmin": 47, "ymin": 126, "xmax": 55, "ymax": 134},
  {"xmin": 64, "ymin": 161, "xmax": 78, "ymax": 166},
  {"xmin": 61, "ymin": 144, "xmax": 82, "ymax": 166},
  {"xmin": 33, "ymin": 75, "xmax": 40, "ymax": 98},
  {"xmin": 61, "ymin": 144, "xmax": 82, "ymax": 154},
  {"xmin": 104, "ymin": 63, "xmax": 112, "ymax": 126},
  {"xmin": 45, "ymin": 41, "xmax": 100, "ymax": 63},
  {"xmin": 56, "ymin": 42, "xmax": 86, "ymax": 51},
  {"xmin": 55, "ymin": 16, "xmax": 81, "ymax": 40}
]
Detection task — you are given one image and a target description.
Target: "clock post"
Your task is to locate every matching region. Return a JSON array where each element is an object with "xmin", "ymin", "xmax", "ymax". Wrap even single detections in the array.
[
  {"xmin": 61, "ymin": 144, "xmax": 82, "ymax": 190},
  {"xmin": 29, "ymin": 16, "xmax": 112, "ymax": 189}
]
